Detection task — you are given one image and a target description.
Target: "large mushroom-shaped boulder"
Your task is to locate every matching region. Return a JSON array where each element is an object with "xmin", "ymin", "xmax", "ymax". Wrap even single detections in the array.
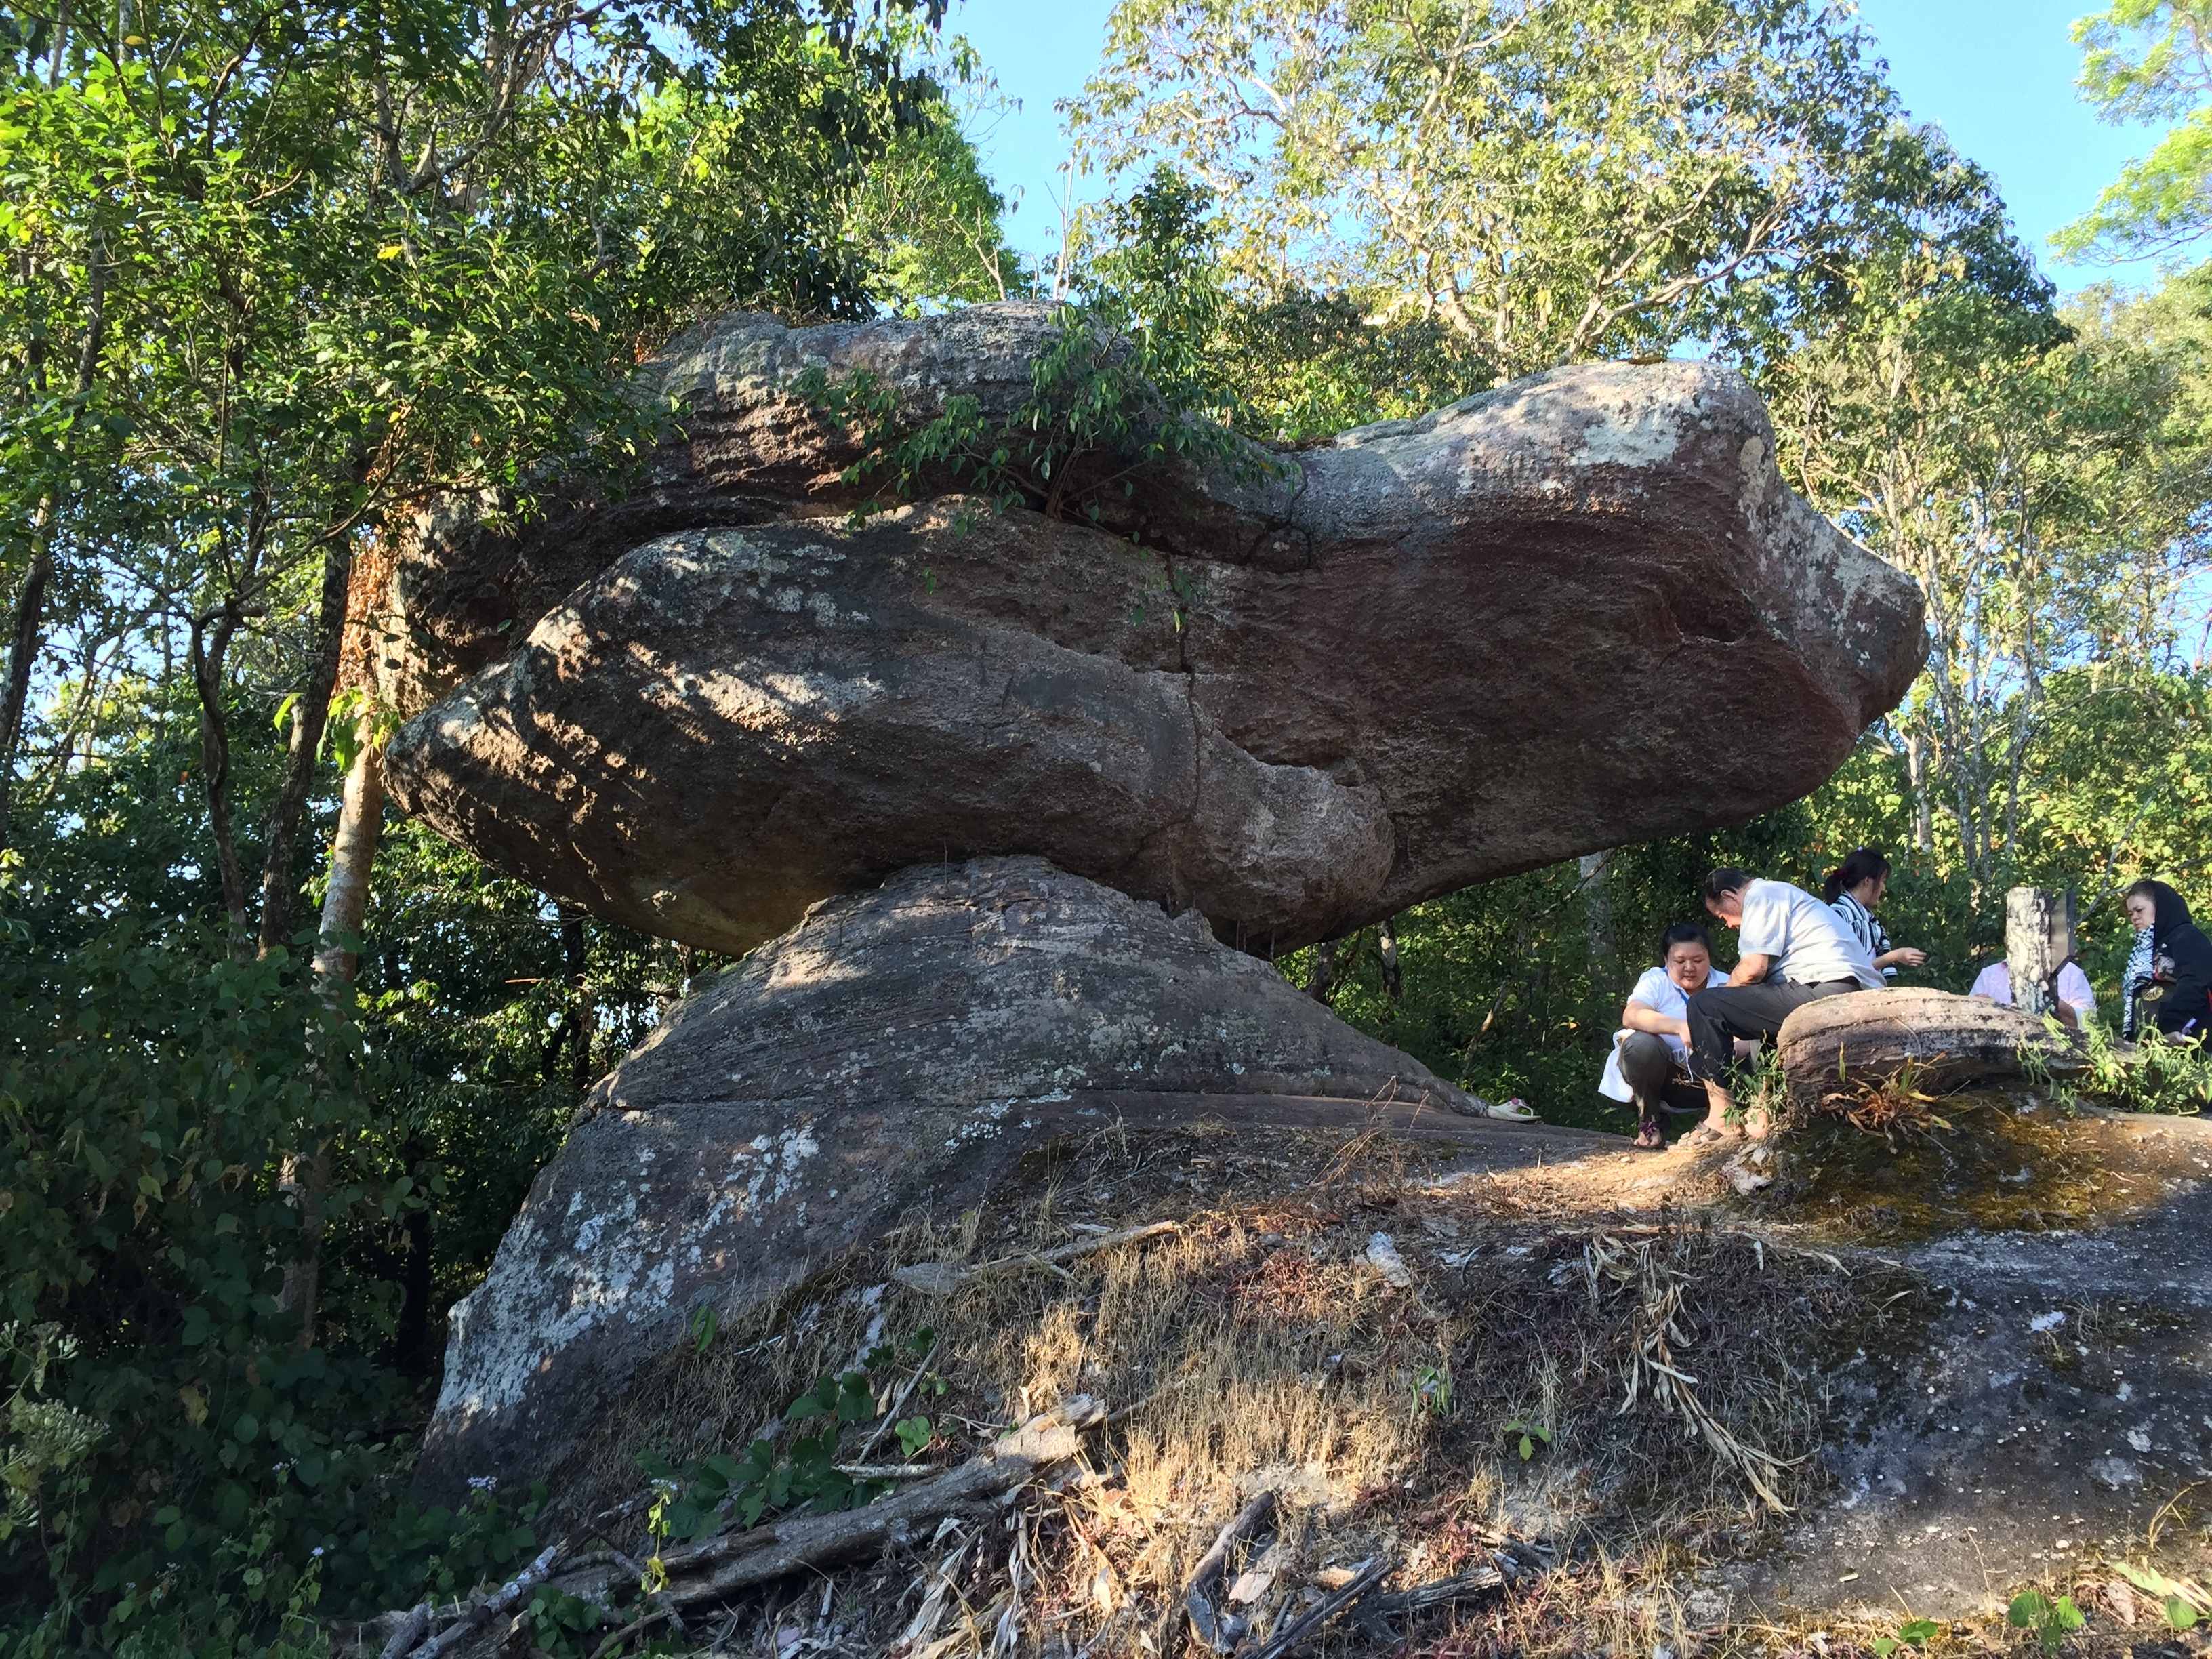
[
  {"xmin": 418, "ymin": 855, "xmax": 1506, "ymax": 1498},
  {"xmin": 380, "ymin": 304, "xmax": 1925, "ymax": 957}
]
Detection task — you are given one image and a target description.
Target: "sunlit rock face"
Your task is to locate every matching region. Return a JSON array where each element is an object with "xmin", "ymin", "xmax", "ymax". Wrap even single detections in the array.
[
  {"xmin": 415, "ymin": 857, "xmax": 1490, "ymax": 1498},
  {"xmin": 380, "ymin": 304, "xmax": 1925, "ymax": 958}
]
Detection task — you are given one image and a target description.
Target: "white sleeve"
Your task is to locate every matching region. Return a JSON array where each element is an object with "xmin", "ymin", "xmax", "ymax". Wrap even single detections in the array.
[
  {"xmin": 2058, "ymin": 961, "xmax": 2096, "ymax": 1011},
  {"xmin": 1969, "ymin": 963, "xmax": 2011, "ymax": 1001},
  {"xmin": 1736, "ymin": 884, "xmax": 1787, "ymax": 960}
]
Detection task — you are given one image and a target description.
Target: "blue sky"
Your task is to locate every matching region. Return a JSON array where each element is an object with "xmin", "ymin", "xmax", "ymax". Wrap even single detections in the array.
[{"xmin": 943, "ymin": 0, "xmax": 2184, "ymax": 295}]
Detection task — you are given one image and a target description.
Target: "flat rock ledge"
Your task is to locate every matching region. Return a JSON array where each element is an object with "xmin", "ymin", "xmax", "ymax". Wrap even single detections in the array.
[{"xmin": 417, "ymin": 856, "xmax": 1524, "ymax": 1500}]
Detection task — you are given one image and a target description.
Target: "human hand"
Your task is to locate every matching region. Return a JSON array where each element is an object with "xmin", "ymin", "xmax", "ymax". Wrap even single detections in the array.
[{"xmin": 1887, "ymin": 947, "xmax": 1927, "ymax": 968}]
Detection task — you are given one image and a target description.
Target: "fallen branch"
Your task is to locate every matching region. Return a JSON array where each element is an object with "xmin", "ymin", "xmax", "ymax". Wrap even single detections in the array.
[
  {"xmin": 893, "ymin": 1223, "xmax": 1180, "ymax": 1295},
  {"xmin": 1248, "ymin": 1557, "xmax": 1394, "ymax": 1659},
  {"xmin": 1184, "ymin": 1490, "xmax": 1277, "ymax": 1652},
  {"xmin": 1351, "ymin": 1565, "xmax": 1504, "ymax": 1640},
  {"xmin": 850, "ymin": 1333, "xmax": 941, "ymax": 1465},
  {"xmin": 660, "ymin": 1395, "xmax": 1105, "ymax": 1607},
  {"xmin": 377, "ymin": 1603, "xmax": 432, "ymax": 1659},
  {"xmin": 587, "ymin": 1603, "xmax": 672, "ymax": 1659},
  {"xmin": 416, "ymin": 1544, "xmax": 562, "ymax": 1659}
]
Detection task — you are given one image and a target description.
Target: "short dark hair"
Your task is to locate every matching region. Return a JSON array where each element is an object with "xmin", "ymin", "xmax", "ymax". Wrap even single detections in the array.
[
  {"xmin": 1702, "ymin": 868, "xmax": 1754, "ymax": 906},
  {"xmin": 1660, "ymin": 922, "xmax": 1713, "ymax": 958}
]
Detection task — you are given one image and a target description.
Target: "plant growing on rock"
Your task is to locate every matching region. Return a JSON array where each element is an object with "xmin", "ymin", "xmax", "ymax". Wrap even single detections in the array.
[
  {"xmin": 796, "ymin": 170, "xmax": 1287, "ymax": 545},
  {"xmin": 2008, "ymin": 1587, "xmax": 2087, "ymax": 1653}
]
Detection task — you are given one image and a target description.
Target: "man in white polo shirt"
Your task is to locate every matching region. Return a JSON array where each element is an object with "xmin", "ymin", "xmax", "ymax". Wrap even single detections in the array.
[{"xmin": 1685, "ymin": 867, "xmax": 1883, "ymax": 1141}]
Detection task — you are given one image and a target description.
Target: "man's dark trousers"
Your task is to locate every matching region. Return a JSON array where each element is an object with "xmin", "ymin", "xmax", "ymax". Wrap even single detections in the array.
[{"xmin": 1685, "ymin": 979, "xmax": 1862, "ymax": 1082}]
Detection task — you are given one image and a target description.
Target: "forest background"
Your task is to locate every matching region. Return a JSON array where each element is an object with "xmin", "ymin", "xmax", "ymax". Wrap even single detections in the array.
[{"xmin": 7, "ymin": 0, "xmax": 2212, "ymax": 1646}]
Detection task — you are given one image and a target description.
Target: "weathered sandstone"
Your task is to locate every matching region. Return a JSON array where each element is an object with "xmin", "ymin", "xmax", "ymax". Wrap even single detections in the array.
[
  {"xmin": 416, "ymin": 856, "xmax": 1513, "ymax": 1497},
  {"xmin": 382, "ymin": 304, "xmax": 1925, "ymax": 956}
]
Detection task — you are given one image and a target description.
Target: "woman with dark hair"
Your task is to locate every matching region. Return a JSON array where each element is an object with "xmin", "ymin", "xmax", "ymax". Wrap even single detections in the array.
[
  {"xmin": 1823, "ymin": 847, "xmax": 1926, "ymax": 981},
  {"xmin": 1599, "ymin": 922, "xmax": 1727, "ymax": 1150},
  {"xmin": 2122, "ymin": 880, "xmax": 2212, "ymax": 1039}
]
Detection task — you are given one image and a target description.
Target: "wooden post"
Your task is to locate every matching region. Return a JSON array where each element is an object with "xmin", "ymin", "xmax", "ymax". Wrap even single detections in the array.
[{"xmin": 2004, "ymin": 886, "xmax": 2076, "ymax": 1019}]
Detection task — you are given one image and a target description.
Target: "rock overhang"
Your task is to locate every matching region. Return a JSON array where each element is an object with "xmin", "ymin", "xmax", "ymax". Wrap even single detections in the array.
[{"xmin": 376, "ymin": 307, "xmax": 1925, "ymax": 958}]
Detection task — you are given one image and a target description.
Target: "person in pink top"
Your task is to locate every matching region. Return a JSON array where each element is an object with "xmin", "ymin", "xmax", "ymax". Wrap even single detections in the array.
[{"xmin": 1969, "ymin": 958, "xmax": 2095, "ymax": 1029}]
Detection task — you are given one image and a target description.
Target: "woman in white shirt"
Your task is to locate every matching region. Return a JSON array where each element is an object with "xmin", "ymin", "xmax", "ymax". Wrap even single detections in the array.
[
  {"xmin": 1969, "ymin": 959, "xmax": 2096, "ymax": 1029},
  {"xmin": 1823, "ymin": 847, "xmax": 1926, "ymax": 981},
  {"xmin": 1601, "ymin": 923, "xmax": 1729, "ymax": 1149}
]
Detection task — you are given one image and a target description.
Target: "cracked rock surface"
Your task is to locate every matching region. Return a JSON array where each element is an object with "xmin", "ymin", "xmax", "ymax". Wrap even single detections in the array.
[
  {"xmin": 382, "ymin": 304, "xmax": 1924, "ymax": 956},
  {"xmin": 417, "ymin": 855, "xmax": 1508, "ymax": 1499}
]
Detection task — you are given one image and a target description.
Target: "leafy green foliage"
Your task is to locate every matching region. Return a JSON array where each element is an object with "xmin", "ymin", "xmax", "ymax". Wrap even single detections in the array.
[
  {"xmin": 1073, "ymin": 0, "xmax": 1994, "ymax": 379},
  {"xmin": 2009, "ymin": 1587, "xmax": 2087, "ymax": 1653},
  {"xmin": 2110, "ymin": 1558, "xmax": 2209, "ymax": 1629},
  {"xmin": 2059, "ymin": 1, "xmax": 2212, "ymax": 260},
  {"xmin": 2067, "ymin": 1021, "xmax": 2212, "ymax": 1115},
  {"xmin": 800, "ymin": 169, "xmax": 1282, "ymax": 540},
  {"xmin": 0, "ymin": 916, "xmax": 409, "ymax": 1640},
  {"xmin": 638, "ymin": 1332, "xmax": 940, "ymax": 1556},
  {"xmin": 1870, "ymin": 1616, "xmax": 1939, "ymax": 1656},
  {"xmin": 1502, "ymin": 1415, "xmax": 1553, "ymax": 1461}
]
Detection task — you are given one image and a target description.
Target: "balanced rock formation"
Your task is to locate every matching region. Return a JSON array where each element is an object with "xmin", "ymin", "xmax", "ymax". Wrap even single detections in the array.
[
  {"xmin": 382, "ymin": 304, "xmax": 1925, "ymax": 957},
  {"xmin": 1777, "ymin": 987, "xmax": 2091, "ymax": 1095},
  {"xmin": 419, "ymin": 856, "xmax": 1506, "ymax": 1497}
]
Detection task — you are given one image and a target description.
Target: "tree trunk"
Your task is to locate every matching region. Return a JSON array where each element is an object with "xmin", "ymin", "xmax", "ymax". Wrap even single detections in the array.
[
  {"xmin": 1378, "ymin": 915, "xmax": 1403, "ymax": 1002},
  {"xmin": 0, "ymin": 520, "xmax": 55, "ymax": 855},
  {"xmin": 2005, "ymin": 886, "xmax": 2076, "ymax": 1022},
  {"xmin": 395, "ymin": 1136, "xmax": 433, "ymax": 1376},
  {"xmin": 258, "ymin": 534, "xmax": 355, "ymax": 956},
  {"xmin": 312, "ymin": 714, "xmax": 386, "ymax": 983},
  {"xmin": 0, "ymin": 242, "xmax": 106, "ymax": 857},
  {"xmin": 1579, "ymin": 851, "xmax": 1615, "ymax": 993},
  {"xmin": 190, "ymin": 613, "xmax": 249, "ymax": 957},
  {"xmin": 1307, "ymin": 937, "xmax": 1336, "ymax": 1004},
  {"xmin": 1905, "ymin": 729, "xmax": 1934, "ymax": 853},
  {"xmin": 559, "ymin": 901, "xmax": 593, "ymax": 1090},
  {"xmin": 275, "ymin": 709, "xmax": 389, "ymax": 1348}
]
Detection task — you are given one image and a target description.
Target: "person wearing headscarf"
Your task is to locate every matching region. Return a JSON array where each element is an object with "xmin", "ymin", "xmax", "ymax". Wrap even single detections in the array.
[
  {"xmin": 2122, "ymin": 879, "xmax": 2212, "ymax": 1040},
  {"xmin": 1823, "ymin": 847, "xmax": 1927, "ymax": 982}
]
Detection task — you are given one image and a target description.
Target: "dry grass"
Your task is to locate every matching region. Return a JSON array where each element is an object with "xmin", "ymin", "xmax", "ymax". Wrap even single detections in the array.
[{"xmin": 531, "ymin": 1117, "xmax": 1936, "ymax": 1659}]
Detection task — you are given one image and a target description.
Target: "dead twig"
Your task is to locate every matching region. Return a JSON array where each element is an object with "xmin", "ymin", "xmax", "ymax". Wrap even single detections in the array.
[
  {"xmin": 659, "ymin": 1396, "xmax": 1105, "ymax": 1608},
  {"xmin": 377, "ymin": 1603, "xmax": 432, "ymax": 1659},
  {"xmin": 1351, "ymin": 1565, "xmax": 1506, "ymax": 1640},
  {"xmin": 1184, "ymin": 1490, "xmax": 1277, "ymax": 1651},
  {"xmin": 1247, "ymin": 1556, "xmax": 1394, "ymax": 1659},
  {"xmin": 416, "ymin": 1543, "xmax": 562, "ymax": 1659},
  {"xmin": 893, "ymin": 1223, "xmax": 1181, "ymax": 1296}
]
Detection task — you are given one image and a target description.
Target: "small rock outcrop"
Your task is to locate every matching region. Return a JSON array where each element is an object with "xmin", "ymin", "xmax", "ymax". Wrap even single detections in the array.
[
  {"xmin": 381, "ymin": 304, "xmax": 1925, "ymax": 957},
  {"xmin": 417, "ymin": 857, "xmax": 1502, "ymax": 1498},
  {"xmin": 1778, "ymin": 987, "xmax": 2090, "ymax": 1094}
]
